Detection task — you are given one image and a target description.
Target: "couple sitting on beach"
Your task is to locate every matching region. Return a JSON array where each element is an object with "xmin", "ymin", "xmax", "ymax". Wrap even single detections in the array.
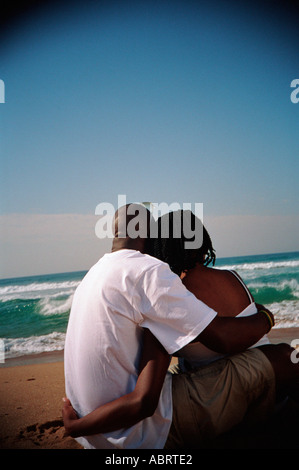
[{"xmin": 63, "ymin": 205, "xmax": 299, "ymax": 449}]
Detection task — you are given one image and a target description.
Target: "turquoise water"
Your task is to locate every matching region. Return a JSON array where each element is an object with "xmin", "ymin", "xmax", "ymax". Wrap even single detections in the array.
[{"xmin": 0, "ymin": 252, "xmax": 298, "ymax": 359}]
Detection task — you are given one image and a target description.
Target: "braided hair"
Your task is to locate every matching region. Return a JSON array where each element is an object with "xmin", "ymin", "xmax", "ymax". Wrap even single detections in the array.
[{"xmin": 152, "ymin": 210, "xmax": 216, "ymax": 276}]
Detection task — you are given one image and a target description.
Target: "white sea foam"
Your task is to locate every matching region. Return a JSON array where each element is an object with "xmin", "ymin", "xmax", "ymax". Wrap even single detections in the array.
[
  {"xmin": 219, "ymin": 260, "xmax": 299, "ymax": 271},
  {"xmin": 247, "ymin": 279, "xmax": 299, "ymax": 297},
  {"xmin": 3, "ymin": 332, "xmax": 66, "ymax": 359},
  {"xmin": 266, "ymin": 300, "xmax": 299, "ymax": 328},
  {"xmin": 38, "ymin": 294, "xmax": 74, "ymax": 315},
  {"xmin": 0, "ymin": 280, "xmax": 80, "ymax": 302},
  {"xmin": 0, "ymin": 280, "xmax": 80, "ymax": 295}
]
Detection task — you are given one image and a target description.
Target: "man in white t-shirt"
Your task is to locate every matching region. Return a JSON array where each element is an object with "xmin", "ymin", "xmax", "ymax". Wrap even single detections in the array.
[{"xmin": 64, "ymin": 204, "xmax": 276, "ymax": 449}]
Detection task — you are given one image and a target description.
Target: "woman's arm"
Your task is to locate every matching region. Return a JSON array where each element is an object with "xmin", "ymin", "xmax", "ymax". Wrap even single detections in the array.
[
  {"xmin": 196, "ymin": 305, "xmax": 274, "ymax": 355},
  {"xmin": 62, "ymin": 329, "xmax": 170, "ymax": 438}
]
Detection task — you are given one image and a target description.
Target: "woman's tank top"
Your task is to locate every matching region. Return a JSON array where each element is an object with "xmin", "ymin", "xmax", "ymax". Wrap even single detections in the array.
[{"xmin": 177, "ymin": 270, "xmax": 270, "ymax": 369}]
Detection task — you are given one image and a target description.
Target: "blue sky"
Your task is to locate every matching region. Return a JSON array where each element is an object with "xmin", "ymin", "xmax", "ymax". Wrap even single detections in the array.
[{"xmin": 0, "ymin": 0, "xmax": 298, "ymax": 277}]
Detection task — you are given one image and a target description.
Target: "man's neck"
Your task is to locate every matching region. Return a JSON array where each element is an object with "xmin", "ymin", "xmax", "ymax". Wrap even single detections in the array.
[{"xmin": 111, "ymin": 237, "xmax": 145, "ymax": 253}]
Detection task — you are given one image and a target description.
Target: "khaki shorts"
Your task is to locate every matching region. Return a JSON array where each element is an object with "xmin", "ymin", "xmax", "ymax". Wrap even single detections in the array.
[{"xmin": 165, "ymin": 348, "xmax": 275, "ymax": 449}]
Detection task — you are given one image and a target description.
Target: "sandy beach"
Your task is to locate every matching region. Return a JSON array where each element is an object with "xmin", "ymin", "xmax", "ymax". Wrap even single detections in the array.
[{"xmin": 0, "ymin": 328, "xmax": 298, "ymax": 450}]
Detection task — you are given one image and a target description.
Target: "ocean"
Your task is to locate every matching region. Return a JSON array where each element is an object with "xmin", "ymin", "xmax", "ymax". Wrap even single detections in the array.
[{"xmin": 0, "ymin": 251, "xmax": 298, "ymax": 360}]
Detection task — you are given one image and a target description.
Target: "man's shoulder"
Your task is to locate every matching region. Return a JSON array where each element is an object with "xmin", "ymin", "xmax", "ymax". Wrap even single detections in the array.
[
  {"xmin": 93, "ymin": 249, "xmax": 168, "ymax": 276},
  {"xmin": 106, "ymin": 249, "xmax": 166, "ymax": 265},
  {"xmin": 138, "ymin": 253, "xmax": 171, "ymax": 276},
  {"xmin": 141, "ymin": 252, "xmax": 167, "ymax": 266}
]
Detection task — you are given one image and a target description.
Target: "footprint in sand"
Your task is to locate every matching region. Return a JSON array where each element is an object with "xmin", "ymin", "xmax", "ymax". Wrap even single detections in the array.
[{"xmin": 18, "ymin": 419, "xmax": 81, "ymax": 448}]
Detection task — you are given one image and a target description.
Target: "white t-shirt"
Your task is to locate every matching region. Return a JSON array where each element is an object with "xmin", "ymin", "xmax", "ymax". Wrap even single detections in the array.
[{"xmin": 64, "ymin": 249, "xmax": 217, "ymax": 449}]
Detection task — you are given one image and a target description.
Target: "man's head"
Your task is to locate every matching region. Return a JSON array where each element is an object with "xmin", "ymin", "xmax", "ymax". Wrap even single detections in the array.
[{"xmin": 111, "ymin": 203, "xmax": 153, "ymax": 253}]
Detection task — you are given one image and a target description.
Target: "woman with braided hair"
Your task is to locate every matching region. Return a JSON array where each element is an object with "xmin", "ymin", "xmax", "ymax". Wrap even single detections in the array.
[
  {"xmin": 152, "ymin": 209, "xmax": 216, "ymax": 277},
  {"xmin": 152, "ymin": 209, "xmax": 272, "ymax": 370},
  {"xmin": 152, "ymin": 209, "xmax": 299, "ymax": 409}
]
